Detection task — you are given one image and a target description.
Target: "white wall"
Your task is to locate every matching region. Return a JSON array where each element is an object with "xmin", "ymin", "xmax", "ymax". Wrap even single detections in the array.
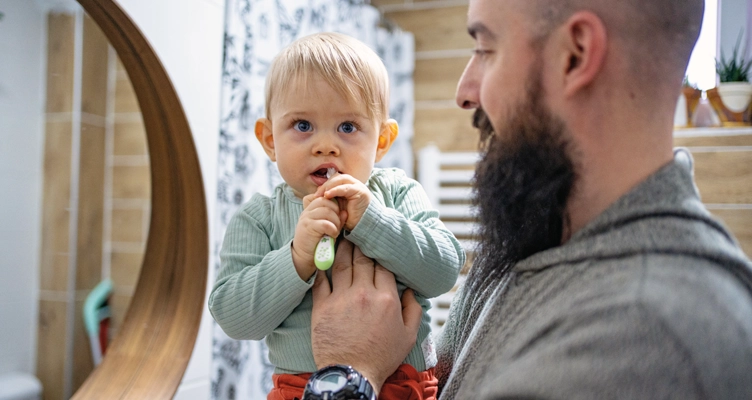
[
  {"xmin": 114, "ymin": 0, "xmax": 224, "ymax": 398},
  {"xmin": 719, "ymin": 0, "xmax": 750, "ymax": 57},
  {"xmin": 0, "ymin": 0, "xmax": 46, "ymax": 377}
]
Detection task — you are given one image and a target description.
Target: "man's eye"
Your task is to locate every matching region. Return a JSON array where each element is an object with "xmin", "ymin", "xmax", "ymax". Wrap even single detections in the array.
[
  {"xmin": 294, "ymin": 120, "xmax": 312, "ymax": 132},
  {"xmin": 338, "ymin": 122, "xmax": 358, "ymax": 134}
]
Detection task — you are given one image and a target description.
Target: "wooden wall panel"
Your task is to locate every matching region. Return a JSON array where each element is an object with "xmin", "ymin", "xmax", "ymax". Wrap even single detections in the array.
[
  {"xmin": 81, "ymin": 14, "xmax": 109, "ymax": 116},
  {"xmin": 46, "ymin": 13, "xmax": 75, "ymax": 114},
  {"xmin": 710, "ymin": 208, "xmax": 752, "ymax": 257},
  {"xmin": 690, "ymin": 150, "xmax": 752, "ymax": 204},
  {"xmin": 72, "ymin": 300, "xmax": 94, "ymax": 392},
  {"xmin": 114, "ymin": 76, "xmax": 139, "ymax": 113},
  {"xmin": 385, "ymin": 6, "xmax": 472, "ymax": 52},
  {"xmin": 75, "ymin": 124, "xmax": 106, "ymax": 290},
  {"xmin": 113, "ymin": 120, "xmax": 148, "ymax": 155},
  {"xmin": 111, "ymin": 165, "xmax": 151, "ymax": 199},
  {"xmin": 675, "ymin": 134, "xmax": 752, "ymax": 147},
  {"xmin": 415, "ymin": 56, "xmax": 470, "ymax": 101},
  {"xmin": 375, "ymin": 1, "xmax": 475, "ymax": 178},
  {"xmin": 414, "ymin": 107, "xmax": 478, "ymax": 152},
  {"xmin": 37, "ymin": 300, "xmax": 68, "ymax": 400}
]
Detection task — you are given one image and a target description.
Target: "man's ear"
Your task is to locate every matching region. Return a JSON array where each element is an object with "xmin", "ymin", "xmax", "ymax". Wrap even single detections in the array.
[
  {"xmin": 558, "ymin": 11, "xmax": 607, "ymax": 97},
  {"xmin": 255, "ymin": 118, "xmax": 276, "ymax": 161},
  {"xmin": 375, "ymin": 119, "xmax": 399, "ymax": 162}
]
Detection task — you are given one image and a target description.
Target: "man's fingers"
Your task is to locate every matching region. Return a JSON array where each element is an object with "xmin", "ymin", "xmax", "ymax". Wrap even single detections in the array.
[
  {"xmin": 401, "ymin": 289, "xmax": 422, "ymax": 339},
  {"xmin": 351, "ymin": 244, "xmax": 375, "ymax": 286},
  {"xmin": 311, "ymin": 270, "xmax": 330, "ymax": 300},
  {"xmin": 330, "ymin": 239, "xmax": 354, "ymax": 289},
  {"xmin": 373, "ymin": 264, "xmax": 398, "ymax": 294}
]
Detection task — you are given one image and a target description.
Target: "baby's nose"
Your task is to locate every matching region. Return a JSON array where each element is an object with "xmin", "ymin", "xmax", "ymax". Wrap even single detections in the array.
[{"xmin": 313, "ymin": 135, "xmax": 340, "ymax": 155}]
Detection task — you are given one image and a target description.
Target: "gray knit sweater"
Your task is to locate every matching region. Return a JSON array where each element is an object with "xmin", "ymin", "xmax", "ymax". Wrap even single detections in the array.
[{"xmin": 436, "ymin": 149, "xmax": 752, "ymax": 399}]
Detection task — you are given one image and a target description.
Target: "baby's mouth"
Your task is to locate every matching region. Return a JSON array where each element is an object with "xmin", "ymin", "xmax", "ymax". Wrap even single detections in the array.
[{"xmin": 312, "ymin": 168, "xmax": 329, "ymax": 178}]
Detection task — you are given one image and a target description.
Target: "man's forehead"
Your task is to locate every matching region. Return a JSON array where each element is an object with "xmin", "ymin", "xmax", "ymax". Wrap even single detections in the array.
[{"xmin": 467, "ymin": 0, "xmax": 524, "ymax": 39}]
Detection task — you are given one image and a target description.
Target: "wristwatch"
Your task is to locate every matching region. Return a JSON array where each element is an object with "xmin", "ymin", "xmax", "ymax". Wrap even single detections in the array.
[{"xmin": 302, "ymin": 364, "xmax": 376, "ymax": 400}]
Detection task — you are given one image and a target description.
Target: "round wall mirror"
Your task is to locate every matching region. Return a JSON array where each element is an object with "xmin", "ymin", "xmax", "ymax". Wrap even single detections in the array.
[
  {"xmin": 71, "ymin": 0, "xmax": 207, "ymax": 398},
  {"xmin": 2, "ymin": 0, "xmax": 207, "ymax": 398}
]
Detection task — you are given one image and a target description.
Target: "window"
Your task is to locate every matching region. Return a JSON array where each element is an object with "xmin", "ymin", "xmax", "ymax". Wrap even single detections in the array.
[{"xmin": 686, "ymin": 0, "xmax": 719, "ymax": 90}]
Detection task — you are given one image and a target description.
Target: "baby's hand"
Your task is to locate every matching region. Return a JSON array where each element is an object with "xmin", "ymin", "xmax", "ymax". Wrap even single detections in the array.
[
  {"xmin": 316, "ymin": 174, "xmax": 373, "ymax": 231},
  {"xmin": 292, "ymin": 196, "xmax": 344, "ymax": 279}
]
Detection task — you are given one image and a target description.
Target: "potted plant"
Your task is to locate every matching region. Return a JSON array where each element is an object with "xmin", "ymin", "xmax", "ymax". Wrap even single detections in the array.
[
  {"xmin": 716, "ymin": 33, "xmax": 752, "ymax": 113},
  {"xmin": 677, "ymin": 76, "xmax": 702, "ymax": 127}
]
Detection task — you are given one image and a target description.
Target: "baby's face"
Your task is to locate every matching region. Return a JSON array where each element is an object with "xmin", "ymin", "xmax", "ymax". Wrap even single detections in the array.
[{"xmin": 268, "ymin": 78, "xmax": 382, "ymax": 198}]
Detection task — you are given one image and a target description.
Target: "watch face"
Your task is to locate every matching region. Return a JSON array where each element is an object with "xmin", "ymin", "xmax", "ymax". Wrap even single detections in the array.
[{"xmin": 312, "ymin": 370, "xmax": 348, "ymax": 393}]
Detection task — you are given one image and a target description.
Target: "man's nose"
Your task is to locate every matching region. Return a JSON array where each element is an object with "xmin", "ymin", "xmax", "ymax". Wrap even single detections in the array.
[{"xmin": 456, "ymin": 60, "xmax": 480, "ymax": 110}]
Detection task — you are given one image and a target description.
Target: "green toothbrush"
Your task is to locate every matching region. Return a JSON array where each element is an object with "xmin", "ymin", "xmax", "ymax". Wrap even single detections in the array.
[{"xmin": 314, "ymin": 168, "xmax": 337, "ymax": 270}]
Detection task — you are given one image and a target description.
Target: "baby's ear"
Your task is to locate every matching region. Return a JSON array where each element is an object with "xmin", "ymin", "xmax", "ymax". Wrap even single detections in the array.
[
  {"xmin": 255, "ymin": 118, "xmax": 276, "ymax": 161},
  {"xmin": 375, "ymin": 119, "xmax": 399, "ymax": 162}
]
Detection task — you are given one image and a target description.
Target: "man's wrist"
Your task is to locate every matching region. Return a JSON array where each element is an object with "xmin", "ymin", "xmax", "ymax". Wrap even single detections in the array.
[
  {"xmin": 304, "ymin": 364, "xmax": 379, "ymax": 399},
  {"xmin": 351, "ymin": 366, "xmax": 383, "ymax": 395}
]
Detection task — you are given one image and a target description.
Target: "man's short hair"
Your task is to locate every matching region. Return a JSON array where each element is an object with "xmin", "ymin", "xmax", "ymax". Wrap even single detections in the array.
[
  {"xmin": 265, "ymin": 32, "xmax": 390, "ymax": 122},
  {"xmin": 525, "ymin": 0, "xmax": 704, "ymax": 78}
]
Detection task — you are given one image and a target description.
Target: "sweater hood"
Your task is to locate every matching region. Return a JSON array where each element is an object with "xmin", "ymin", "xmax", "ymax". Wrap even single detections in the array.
[{"xmin": 514, "ymin": 148, "xmax": 752, "ymax": 293}]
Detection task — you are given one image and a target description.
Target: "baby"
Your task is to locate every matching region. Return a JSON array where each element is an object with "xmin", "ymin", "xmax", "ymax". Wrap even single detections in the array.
[{"xmin": 209, "ymin": 32, "xmax": 465, "ymax": 399}]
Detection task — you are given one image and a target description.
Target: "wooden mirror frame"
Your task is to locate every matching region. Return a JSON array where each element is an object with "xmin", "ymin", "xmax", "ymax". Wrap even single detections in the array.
[{"xmin": 72, "ymin": 0, "xmax": 208, "ymax": 398}]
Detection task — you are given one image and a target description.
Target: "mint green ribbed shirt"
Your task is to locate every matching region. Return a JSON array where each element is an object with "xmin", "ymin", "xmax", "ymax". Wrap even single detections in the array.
[{"xmin": 209, "ymin": 168, "xmax": 466, "ymax": 374}]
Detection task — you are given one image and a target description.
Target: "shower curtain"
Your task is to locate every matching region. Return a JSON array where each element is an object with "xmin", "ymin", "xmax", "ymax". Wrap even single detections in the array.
[{"xmin": 212, "ymin": 1, "xmax": 414, "ymax": 398}]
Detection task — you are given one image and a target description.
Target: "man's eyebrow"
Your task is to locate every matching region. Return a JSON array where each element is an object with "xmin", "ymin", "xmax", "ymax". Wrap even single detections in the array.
[{"xmin": 467, "ymin": 22, "xmax": 495, "ymax": 40}]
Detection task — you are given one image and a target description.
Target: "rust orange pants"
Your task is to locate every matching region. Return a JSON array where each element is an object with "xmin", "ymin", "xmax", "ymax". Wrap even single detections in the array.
[{"xmin": 268, "ymin": 364, "xmax": 438, "ymax": 400}]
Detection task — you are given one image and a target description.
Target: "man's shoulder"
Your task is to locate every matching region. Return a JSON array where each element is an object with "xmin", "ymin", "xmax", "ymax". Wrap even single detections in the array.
[
  {"xmin": 460, "ymin": 257, "xmax": 752, "ymax": 399},
  {"xmin": 551, "ymin": 255, "xmax": 752, "ymax": 395},
  {"xmin": 635, "ymin": 253, "xmax": 752, "ymax": 344},
  {"xmin": 565, "ymin": 252, "xmax": 752, "ymax": 336}
]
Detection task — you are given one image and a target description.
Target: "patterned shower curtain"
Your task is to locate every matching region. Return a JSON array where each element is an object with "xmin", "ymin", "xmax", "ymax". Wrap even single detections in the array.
[{"xmin": 211, "ymin": 1, "xmax": 415, "ymax": 398}]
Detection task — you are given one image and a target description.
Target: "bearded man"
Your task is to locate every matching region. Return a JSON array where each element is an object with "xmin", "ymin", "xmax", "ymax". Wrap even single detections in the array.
[{"xmin": 305, "ymin": 0, "xmax": 752, "ymax": 399}]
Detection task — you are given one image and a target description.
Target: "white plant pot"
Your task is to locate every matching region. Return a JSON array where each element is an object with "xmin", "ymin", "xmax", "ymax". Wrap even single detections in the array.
[
  {"xmin": 717, "ymin": 82, "xmax": 752, "ymax": 113},
  {"xmin": 674, "ymin": 94, "xmax": 688, "ymax": 128}
]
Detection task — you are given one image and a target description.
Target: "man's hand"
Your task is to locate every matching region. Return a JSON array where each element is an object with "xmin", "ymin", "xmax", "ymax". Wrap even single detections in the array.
[{"xmin": 310, "ymin": 240, "xmax": 422, "ymax": 394}]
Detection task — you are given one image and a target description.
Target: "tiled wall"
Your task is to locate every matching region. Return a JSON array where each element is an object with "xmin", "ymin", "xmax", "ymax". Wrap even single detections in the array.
[
  {"xmin": 37, "ymin": 10, "xmax": 148, "ymax": 400},
  {"xmin": 108, "ymin": 58, "xmax": 151, "ymax": 338}
]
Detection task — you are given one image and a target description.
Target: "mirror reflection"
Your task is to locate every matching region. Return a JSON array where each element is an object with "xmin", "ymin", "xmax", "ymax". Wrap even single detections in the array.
[{"xmin": 2, "ymin": 2, "xmax": 149, "ymax": 399}]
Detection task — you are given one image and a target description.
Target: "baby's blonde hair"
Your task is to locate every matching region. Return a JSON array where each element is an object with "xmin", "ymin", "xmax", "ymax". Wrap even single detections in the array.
[{"xmin": 265, "ymin": 32, "xmax": 390, "ymax": 122}]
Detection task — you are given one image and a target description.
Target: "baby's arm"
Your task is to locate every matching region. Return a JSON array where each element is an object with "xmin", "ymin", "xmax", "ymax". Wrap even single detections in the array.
[
  {"xmin": 344, "ymin": 172, "xmax": 466, "ymax": 298},
  {"xmin": 208, "ymin": 200, "xmax": 314, "ymax": 341}
]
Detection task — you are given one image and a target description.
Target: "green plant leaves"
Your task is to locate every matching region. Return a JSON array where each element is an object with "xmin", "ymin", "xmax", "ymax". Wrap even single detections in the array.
[{"xmin": 716, "ymin": 31, "xmax": 752, "ymax": 83}]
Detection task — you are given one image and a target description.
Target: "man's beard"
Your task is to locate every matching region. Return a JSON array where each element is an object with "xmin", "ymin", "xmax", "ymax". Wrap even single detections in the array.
[{"xmin": 467, "ymin": 75, "xmax": 577, "ymax": 296}]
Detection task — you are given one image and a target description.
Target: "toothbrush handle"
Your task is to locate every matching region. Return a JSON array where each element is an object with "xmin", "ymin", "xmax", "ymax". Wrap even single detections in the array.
[
  {"xmin": 313, "ymin": 196, "xmax": 339, "ymax": 270},
  {"xmin": 314, "ymin": 235, "xmax": 336, "ymax": 270}
]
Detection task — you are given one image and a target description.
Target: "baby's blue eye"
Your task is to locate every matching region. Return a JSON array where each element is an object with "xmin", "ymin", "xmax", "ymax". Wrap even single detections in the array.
[
  {"xmin": 294, "ymin": 120, "xmax": 312, "ymax": 132},
  {"xmin": 339, "ymin": 122, "xmax": 357, "ymax": 134}
]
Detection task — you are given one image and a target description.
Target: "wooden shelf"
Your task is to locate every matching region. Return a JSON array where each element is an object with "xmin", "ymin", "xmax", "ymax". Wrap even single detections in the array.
[{"xmin": 674, "ymin": 126, "xmax": 752, "ymax": 137}]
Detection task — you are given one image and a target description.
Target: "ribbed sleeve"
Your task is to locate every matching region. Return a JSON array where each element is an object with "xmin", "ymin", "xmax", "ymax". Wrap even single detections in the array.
[
  {"xmin": 346, "ymin": 169, "xmax": 465, "ymax": 298},
  {"xmin": 208, "ymin": 194, "xmax": 314, "ymax": 341}
]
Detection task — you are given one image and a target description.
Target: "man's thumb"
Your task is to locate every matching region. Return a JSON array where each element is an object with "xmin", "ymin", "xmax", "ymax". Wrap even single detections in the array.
[{"xmin": 401, "ymin": 289, "xmax": 422, "ymax": 339}]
